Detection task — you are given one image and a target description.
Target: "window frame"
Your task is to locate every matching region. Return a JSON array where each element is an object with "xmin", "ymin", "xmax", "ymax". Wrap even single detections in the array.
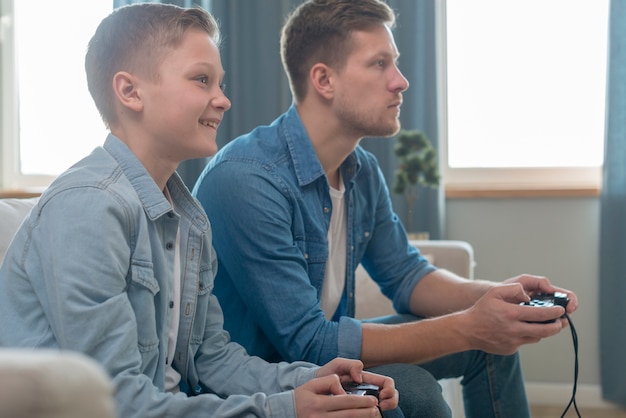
[
  {"xmin": 1, "ymin": 0, "xmax": 55, "ymax": 192},
  {"xmin": 1, "ymin": 0, "xmax": 111, "ymax": 194},
  {"xmin": 436, "ymin": 0, "xmax": 604, "ymax": 197}
]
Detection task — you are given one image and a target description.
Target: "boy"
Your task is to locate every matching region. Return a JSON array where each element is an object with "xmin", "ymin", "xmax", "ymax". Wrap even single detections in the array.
[{"xmin": 0, "ymin": 4, "xmax": 397, "ymax": 417}]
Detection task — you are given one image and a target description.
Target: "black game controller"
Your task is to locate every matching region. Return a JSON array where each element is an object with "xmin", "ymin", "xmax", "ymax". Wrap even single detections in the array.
[
  {"xmin": 342, "ymin": 382, "xmax": 380, "ymax": 399},
  {"xmin": 521, "ymin": 292, "xmax": 569, "ymax": 323}
]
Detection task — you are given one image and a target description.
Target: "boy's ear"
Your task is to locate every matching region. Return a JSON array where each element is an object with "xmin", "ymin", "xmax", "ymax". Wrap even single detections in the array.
[
  {"xmin": 112, "ymin": 71, "xmax": 143, "ymax": 112},
  {"xmin": 309, "ymin": 63, "xmax": 335, "ymax": 100}
]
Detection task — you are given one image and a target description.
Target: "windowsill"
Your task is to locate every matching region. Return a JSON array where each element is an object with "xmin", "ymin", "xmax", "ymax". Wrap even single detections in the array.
[
  {"xmin": 0, "ymin": 189, "xmax": 43, "ymax": 199},
  {"xmin": 445, "ymin": 186, "xmax": 601, "ymax": 199}
]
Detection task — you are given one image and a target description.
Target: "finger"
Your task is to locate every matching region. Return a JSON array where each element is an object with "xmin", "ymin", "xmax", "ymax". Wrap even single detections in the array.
[
  {"xmin": 360, "ymin": 371, "xmax": 385, "ymax": 387},
  {"xmin": 505, "ymin": 274, "xmax": 548, "ymax": 288},
  {"xmin": 332, "ymin": 358, "xmax": 365, "ymax": 383},
  {"xmin": 361, "ymin": 372, "xmax": 393, "ymax": 399},
  {"xmin": 348, "ymin": 366, "xmax": 365, "ymax": 385},
  {"xmin": 518, "ymin": 320, "xmax": 564, "ymax": 341},
  {"xmin": 519, "ymin": 304, "xmax": 566, "ymax": 324},
  {"xmin": 309, "ymin": 374, "xmax": 344, "ymax": 395},
  {"xmin": 327, "ymin": 393, "xmax": 379, "ymax": 411},
  {"xmin": 488, "ymin": 282, "xmax": 528, "ymax": 303},
  {"xmin": 378, "ymin": 389, "xmax": 399, "ymax": 411}
]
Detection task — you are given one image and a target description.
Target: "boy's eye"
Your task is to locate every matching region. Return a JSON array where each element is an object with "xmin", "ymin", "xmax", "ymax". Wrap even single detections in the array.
[
  {"xmin": 219, "ymin": 83, "xmax": 226, "ymax": 92},
  {"xmin": 198, "ymin": 76, "xmax": 208, "ymax": 84}
]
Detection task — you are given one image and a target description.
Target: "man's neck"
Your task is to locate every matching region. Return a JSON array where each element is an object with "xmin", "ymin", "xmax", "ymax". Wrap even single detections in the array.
[{"xmin": 295, "ymin": 103, "xmax": 360, "ymax": 189}]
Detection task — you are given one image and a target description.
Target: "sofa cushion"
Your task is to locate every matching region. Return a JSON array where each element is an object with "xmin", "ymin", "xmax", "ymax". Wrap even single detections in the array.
[
  {"xmin": 0, "ymin": 349, "xmax": 116, "ymax": 418},
  {"xmin": 0, "ymin": 197, "xmax": 39, "ymax": 263}
]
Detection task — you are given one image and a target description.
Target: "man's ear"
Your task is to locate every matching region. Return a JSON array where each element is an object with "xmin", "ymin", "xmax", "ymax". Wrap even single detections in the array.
[
  {"xmin": 112, "ymin": 71, "xmax": 143, "ymax": 112},
  {"xmin": 309, "ymin": 63, "xmax": 335, "ymax": 100}
]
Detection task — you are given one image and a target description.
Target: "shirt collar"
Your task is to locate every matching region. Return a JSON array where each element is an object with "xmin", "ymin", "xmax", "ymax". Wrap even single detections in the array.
[
  {"xmin": 103, "ymin": 134, "xmax": 179, "ymax": 221},
  {"xmin": 280, "ymin": 104, "xmax": 361, "ymax": 187}
]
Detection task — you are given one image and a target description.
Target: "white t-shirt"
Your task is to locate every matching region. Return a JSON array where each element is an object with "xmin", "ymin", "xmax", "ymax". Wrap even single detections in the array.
[{"xmin": 320, "ymin": 179, "xmax": 347, "ymax": 320}]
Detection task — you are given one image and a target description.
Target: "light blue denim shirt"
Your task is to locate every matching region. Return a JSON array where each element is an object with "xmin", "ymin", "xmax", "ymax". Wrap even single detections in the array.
[
  {"xmin": 193, "ymin": 104, "xmax": 436, "ymax": 366},
  {"xmin": 0, "ymin": 135, "xmax": 317, "ymax": 418}
]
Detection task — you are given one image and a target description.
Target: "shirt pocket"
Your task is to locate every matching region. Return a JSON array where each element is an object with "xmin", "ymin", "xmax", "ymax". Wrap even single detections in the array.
[
  {"xmin": 190, "ymin": 266, "xmax": 214, "ymax": 346},
  {"xmin": 295, "ymin": 238, "xmax": 327, "ymax": 291},
  {"xmin": 128, "ymin": 261, "xmax": 161, "ymax": 353}
]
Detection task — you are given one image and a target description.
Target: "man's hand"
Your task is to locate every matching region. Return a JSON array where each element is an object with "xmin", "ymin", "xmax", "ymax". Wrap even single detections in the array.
[
  {"xmin": 504, "ymin": 274, "xmax": 578, "ymax": 315},
  {"xmin": 461, "ymin": 282, "xmax": 570, "ymax": 355}
]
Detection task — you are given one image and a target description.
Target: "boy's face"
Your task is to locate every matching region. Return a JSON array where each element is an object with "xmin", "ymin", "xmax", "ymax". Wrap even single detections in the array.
[
  {"xmin": 140, "ymin": 29, "xmax": 230, "ymax": 163},
  {"xmin": 331, "ymin": 24, "xmax": 409, "ymax": 138}
]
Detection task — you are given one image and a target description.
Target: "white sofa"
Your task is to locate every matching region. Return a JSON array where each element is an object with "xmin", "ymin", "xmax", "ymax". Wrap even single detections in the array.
[
  {"xmin": 355, "ymin": 240, "xmax": 475, "ymax": 418},
  {"xmin": 0, "ymin": 197, "xmax": 116, "ymax": 418}
]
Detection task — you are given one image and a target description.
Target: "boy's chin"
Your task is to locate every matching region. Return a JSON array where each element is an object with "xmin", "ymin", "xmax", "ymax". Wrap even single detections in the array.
[{"xmin": 198, "ymin": 140, "xmax": 218, "ymax": 157}]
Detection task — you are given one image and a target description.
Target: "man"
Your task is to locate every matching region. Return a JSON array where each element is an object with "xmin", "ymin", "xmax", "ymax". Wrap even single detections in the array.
[
  {"xmin": 193, "ymin": 1, "xmax": 578, "ymax": 417},
  {"xmin": 0, "ymin": 4, "xmax": 398, "ymax": 417}
]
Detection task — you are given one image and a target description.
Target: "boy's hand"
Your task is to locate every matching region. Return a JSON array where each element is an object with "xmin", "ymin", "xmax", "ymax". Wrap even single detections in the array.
[
  {"xmin": 294, "ymin": 374, "xmax": 381, "ymax": 418},
  {"xmin": 312, "ymin": 357, "xmax": 399, "ymax": 412}
]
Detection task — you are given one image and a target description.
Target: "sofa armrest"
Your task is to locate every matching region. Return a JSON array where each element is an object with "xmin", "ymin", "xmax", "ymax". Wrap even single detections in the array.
[
  {"xmin": 0, "ymin": 349, "xmax": 116, "ymax": 418},
  {"xmin": 0, "ymin": 197, "xmax": 39, "ymax": 263},
  {"xmin": 355, "ymin": 240, "xmax": 475, "ymax": 319},
  {"xmin": 409, "ymin": 240, "xmax": 475, "ymax": 280}
]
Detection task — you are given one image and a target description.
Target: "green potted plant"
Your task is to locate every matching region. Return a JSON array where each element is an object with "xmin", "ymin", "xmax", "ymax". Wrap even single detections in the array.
[{"xmin": 391, "ymin": 129, "xmax": 440, "ymax": 238}]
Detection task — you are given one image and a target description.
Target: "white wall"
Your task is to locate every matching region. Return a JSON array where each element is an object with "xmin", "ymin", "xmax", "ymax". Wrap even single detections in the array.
[{"xmin": 446, "ymin": 196, "xmax": 600, "ymax": 386}]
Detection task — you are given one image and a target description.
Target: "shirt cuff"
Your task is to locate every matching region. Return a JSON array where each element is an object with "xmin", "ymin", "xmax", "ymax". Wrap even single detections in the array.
[{"xmin": 336, "ymin": 316, "xmax": 363, "ymax": 360}]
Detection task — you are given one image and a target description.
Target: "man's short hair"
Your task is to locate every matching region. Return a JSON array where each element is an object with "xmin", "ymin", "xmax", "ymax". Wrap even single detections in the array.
[{"xmin": 280, "ymin": 0, "xmax": 395, "ymax": 103}]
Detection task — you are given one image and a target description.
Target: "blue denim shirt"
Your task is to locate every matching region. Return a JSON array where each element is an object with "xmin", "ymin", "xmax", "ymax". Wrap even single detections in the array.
[
  {"xmin": 0, "ymin": 135, "xmax": 317, "ymax": 418},
  {"xmin": 193, "ymin": 105, "xmax": 435, "ymax": 366}
]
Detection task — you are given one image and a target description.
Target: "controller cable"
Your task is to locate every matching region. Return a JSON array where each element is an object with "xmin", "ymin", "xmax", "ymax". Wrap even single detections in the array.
[{"xmin": 560, "ymin": 312, "xmax": 580, "ymax": 418}]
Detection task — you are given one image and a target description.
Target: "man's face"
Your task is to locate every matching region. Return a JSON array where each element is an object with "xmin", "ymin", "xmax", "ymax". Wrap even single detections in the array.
[{"xmin": 332, "ymin": 24, "xmax": 409, "ymax": 139}]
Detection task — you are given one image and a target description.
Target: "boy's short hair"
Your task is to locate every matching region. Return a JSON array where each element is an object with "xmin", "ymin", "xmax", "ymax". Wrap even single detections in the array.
[
  {"xmin": 85, "ymin": 3, "xmax": 220, "ymax": 129},
  {"xmin": 280, "ymin": 0, "xmax": 395, "ymax": 103}
]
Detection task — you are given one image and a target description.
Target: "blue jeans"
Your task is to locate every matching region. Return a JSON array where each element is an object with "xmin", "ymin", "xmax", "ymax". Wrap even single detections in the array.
[
  {"xmin": 369, "ymin": 363, "xmax": 451, "ymax": 418},
  {"xmin": 365, "ymin": 314, "xmax": 530, "ymax": 418}
]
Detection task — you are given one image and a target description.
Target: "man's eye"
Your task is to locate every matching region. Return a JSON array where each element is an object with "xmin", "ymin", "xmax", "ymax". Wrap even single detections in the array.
[{"xmin": 198, "ymin": 76, "xmax": 208, "ymax": 84}]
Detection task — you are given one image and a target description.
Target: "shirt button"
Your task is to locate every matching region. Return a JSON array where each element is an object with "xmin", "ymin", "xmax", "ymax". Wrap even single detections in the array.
[
  {"xmin": 169, "ymin": 301, "xmax": 174, "ymax": 308},
  {"xmin": 166, "ymin": 242, "xmax": 174, "ymax": 250},
  {"xmin": 323, "ymin": 207, "xmax": 330, "ymax": 213},
  {"xmin": 364, "ymin": 231, "xmax": 370, "ymax": 237},
  {"xmin": 304, "ymin": 253, "xmax": 309, "ymax": 260}
]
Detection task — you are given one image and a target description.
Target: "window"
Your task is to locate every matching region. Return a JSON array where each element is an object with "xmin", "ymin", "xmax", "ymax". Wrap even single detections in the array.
[
  {"xmin": 438, "ymin": 0, "xmax": 609, "ymax": 194},
  {"xmin": 1, "ymin": 0, "xmax": 112, "ymax": 192}
]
